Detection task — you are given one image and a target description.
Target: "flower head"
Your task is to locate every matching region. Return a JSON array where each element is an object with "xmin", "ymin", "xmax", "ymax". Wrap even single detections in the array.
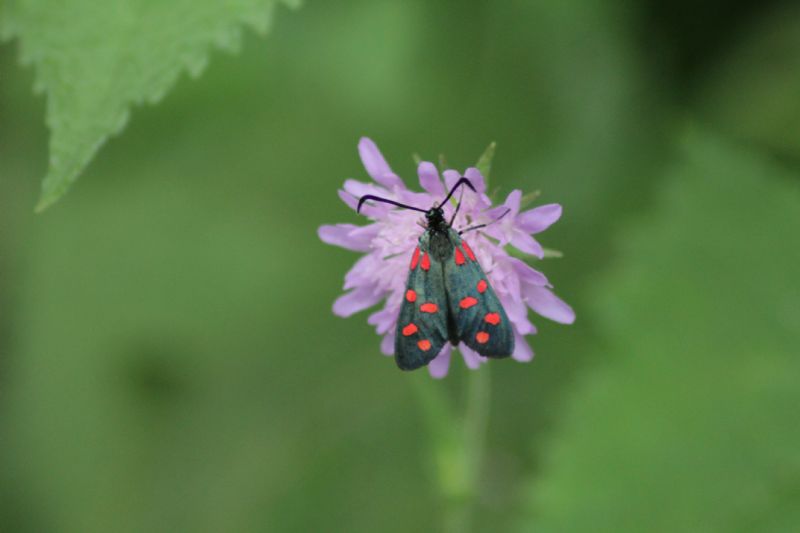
[{"xmin": 319, "ymin": 138, "xmax": 575, "ymax": 378}]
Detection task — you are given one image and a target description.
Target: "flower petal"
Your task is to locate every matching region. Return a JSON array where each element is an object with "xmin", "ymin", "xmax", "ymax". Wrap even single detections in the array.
[
  {"xmin": 359, "ymin": 137, "xmax": 404, "ymax": 189},
  {"xmin": 441, "ymin": 169, "xmax": 457, "ymax": 192},
  {"xmin": 463, "ymin": 167, "xmax": 487, "ymax": 194},
  {"xmin": 339, "ymin": 189, "xmax": 385, "ymax": 218},
  {"xmin": 524, "ymin": 285, "xmax": 576, "ymax": 324},
  {"xmin": 498, "ymin": 290, "xmax": 537, "ymax": 334},
  {"xmin": 512, "ymin": 331, "xmax": 534, "ymax": 362},
  {"xmin": 428, "ymin": 345, "xmax": 452, "ymax": 379},
  {"xmin": 484, "ymin": 204, "xmax": 510, "ymax": 221},
  {"xmin": 333, "ymin": 287, "xmax": 383, "ymax": 317},
  {"xmin": 480, "ymin": 220, "xmax": 508, "ymax": 244},
  {"xmin": 338, "ymin": 189, "xmax": 358, "ymax": 210},
  {"xmin": 503, "ymin": 292, "xmax": 527, "ymax": 321},
  {"xmin": 417, "ymin": 162, "xmax": 445, "ymax": 196},
  {"xmin": 343, "ymin": 179, "xmax": 388, "ymax": 200},
  {"xmin": 459, "ymin": 343, "xmax": 486, "ymax": 369},
  {"xmin": 510, "ymin": 229, "xmax": 545, "ymax": 258},
  {"xmin": 509, "ymin": 257, "xmax": 550, "ymax": 287},
  {"xmin": 397, "ymin": 189, "xmax": 434, "ymax": 211},
  {"xmin": 368, "ymin": 303, "xmax": 399, "ymax": 335},
  {"xmin": 318, "ymin": 224, "xmax": 377, "ymax": 252},
  {"xmin": 443, "ymin": 168, "xmax": 490, "ymax": 211},
  {"xmin": 517, "ymin": 204, "xmax": 562, "ymax": 234},
  {"xmin": 481, "ymin": 202, "xmax": 517, "ymax": 242},
  {"xmin": 380, "ymin": 331, "xmax": 395, "ymax": 355},
  {"xmin": 503, "ymin": 189, "xmax": 522, "ymax": 215},
  {"xmin": 343, "ymin": 254, "xmax": 377, "ymax": 290}
]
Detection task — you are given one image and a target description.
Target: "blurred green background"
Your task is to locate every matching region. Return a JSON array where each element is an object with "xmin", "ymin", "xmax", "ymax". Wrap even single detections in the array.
[{"xmin": 1, "ymin": 1, "xmax": 799, "ymax": 531}]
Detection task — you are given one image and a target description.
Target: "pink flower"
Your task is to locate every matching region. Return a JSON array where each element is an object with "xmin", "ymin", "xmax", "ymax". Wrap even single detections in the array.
[{"xmin": 319, "ymin": 138, "xmax": 575, "ymax": 378}]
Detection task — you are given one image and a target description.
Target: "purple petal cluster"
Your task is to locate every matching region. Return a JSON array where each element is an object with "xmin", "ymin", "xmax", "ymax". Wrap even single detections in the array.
[{"xmin": 319, "ymin": 138, "xmax": 575, "ymax": 378}]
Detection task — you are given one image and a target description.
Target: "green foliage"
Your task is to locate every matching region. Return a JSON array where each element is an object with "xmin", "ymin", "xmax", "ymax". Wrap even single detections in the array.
[
  {"xmin": 4, "ymin": 1, "xmax": 799, "ymax": 531},
  {"xmin": 698, "ymin": 5, "xmax": 800, "ymax": 158},
  {"xmin": 1, "ymin": 0, "xmax": 298, "ymax": 211},
  {"xmin": 522, "ymin": 132, "xmax": 800, "ymax": 532},
  {"xmin": 475, "ymin": 141, "xmax": 496, "ymax": 185}
]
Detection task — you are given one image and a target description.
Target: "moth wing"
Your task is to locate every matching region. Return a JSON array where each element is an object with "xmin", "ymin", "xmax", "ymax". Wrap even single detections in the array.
[
  {"xmin": 444, "ymin": 231, "xmax": 514, "ymax": 357},
  {"xmin": 394, "ymin": 233, "xmax": 450, "ymax": 370}
]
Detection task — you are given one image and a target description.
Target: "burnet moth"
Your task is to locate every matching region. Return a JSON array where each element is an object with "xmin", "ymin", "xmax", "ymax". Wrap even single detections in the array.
[{"xmin": 357, "ymin": 178, "xmax": 514, "ymax": 371}]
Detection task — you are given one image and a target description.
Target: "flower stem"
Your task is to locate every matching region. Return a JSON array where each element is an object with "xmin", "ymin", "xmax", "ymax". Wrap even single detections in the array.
[{"xmin": 411, "ymin": 366, "xmax": 492, "ymax": 533}]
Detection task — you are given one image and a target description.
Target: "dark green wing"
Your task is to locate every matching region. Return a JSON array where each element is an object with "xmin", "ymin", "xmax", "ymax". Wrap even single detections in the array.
[
  {"xmin": 443, "ymin": 230, "xmax": 514, "ymax": 357},
  {"xmin": 394, "ymin": 232, "xmax": 449, "ymax": 370}
]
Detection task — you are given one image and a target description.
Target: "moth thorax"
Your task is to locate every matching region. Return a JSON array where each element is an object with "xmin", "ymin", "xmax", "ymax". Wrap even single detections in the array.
[{"xmin": 429, "ymin": 232, "xmax": 454, "ymax": 261}]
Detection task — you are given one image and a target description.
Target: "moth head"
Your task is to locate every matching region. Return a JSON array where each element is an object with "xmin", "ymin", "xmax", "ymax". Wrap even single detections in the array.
[{"xmin": 425, "ymin": 205, "xmax": 444, "ymax": 223}]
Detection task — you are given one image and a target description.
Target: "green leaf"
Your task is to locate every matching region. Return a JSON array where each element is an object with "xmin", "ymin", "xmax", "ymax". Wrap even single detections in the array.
[
  {"xmin": 522, "ymin": 131, "xmax": 800, "ymax": 532},
  {"xmin": 1, "ymin": 0, "xmax": 298, "ymax": 211},
  {"xmin": 438, "ymin": 153, "xmax": 449, "ymax": 174},
  {"xmin": 519, "ymin": 190, "xmax": 541, "ymax": 208},
  {"xmin": 541, "ymin": 247, "xmax": 563, "ymax": 259},
  {"xmin": 475, "ymin": 141, "xmax": 496, "ymax": 182},
  {"xmin": 696, "ymin": 5, "xmax": 800, "ymax": 157}
]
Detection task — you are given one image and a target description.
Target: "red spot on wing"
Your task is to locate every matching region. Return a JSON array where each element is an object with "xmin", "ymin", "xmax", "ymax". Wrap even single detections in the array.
[
  {"xmin": 454, "ymin": 247, "xmax": 466, "ymax": 266},
  {"xmin": 410, "ymin": 247, "xmax": 420, "ymax": 270},
  {"xmin": 418, "ymin": 339, "xmax": 432, "ymax": 351},
  {"xmin": 421, "ymin": 252, "xmax": 431, "ymax": 271},
  {"xmin": 476, "ymin": 331, "xmax": 490, "ymax": 344},
  {"xmin": 406, "ymin": 289, "xmax": 417, "ymax": 302},
  {"xmin": 402, "ymin": 323, "xmax": 418, "ymax": 336},
  {"xmin": 459, "ymin": 296, "xmax": 478, "ymax": 309},
  {"xmin": 477, "ymin": 280, "xmax": 488, "ymax": 293},
  {"xmin": 484, "ymin": 312, "xmax": 501, "ymax": 325},
  {"xmin": 462, "ymin": 240, "xmax": 476, "ymax": 261},
  {"xmin": 420, "ymin": 303, "xmax": 438, "ymax": 313}
]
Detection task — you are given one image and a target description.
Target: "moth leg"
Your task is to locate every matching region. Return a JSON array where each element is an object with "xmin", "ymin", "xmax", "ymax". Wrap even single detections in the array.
[{"xmin": 459, "ymin": 208, "xmax": 511, "ymax": 235}]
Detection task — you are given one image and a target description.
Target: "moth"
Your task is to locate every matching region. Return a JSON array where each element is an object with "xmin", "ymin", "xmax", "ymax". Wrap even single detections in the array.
[{"xmin": 357, "ymin": 178, "xmax": 514, "ymax": 370}]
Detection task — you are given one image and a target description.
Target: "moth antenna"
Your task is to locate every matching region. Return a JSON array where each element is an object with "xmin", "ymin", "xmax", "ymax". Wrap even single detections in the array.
[
  {"xmin": 459, "ymin": 208, "xmax": 511, "ymax": 235},
  {"xmin": 440, "ymin": 177, "xmax": 476, "ymax": 207},
  {"xmin": 448, "ymin": 187, "xmax": 466, "ymax": 227},
  {"xmin": 357, "ymin": 194, "xmax": 427, "ymax": 214}
]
